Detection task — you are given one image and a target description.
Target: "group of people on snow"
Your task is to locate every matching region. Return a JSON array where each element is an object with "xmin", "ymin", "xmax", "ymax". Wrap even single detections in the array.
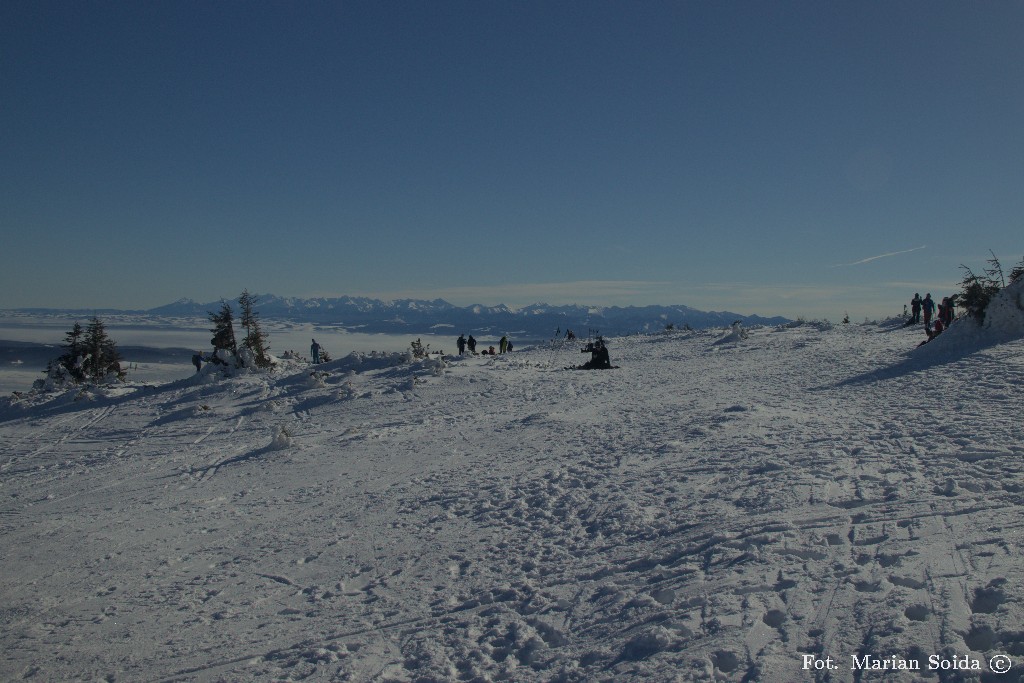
[
  {"xmin": 909, "ymin": 293, "xmax": 955, "ymax": 330},
  {"xmin": 909, "ymin": 292, "xmax": 956, "ymax": 347},
  {"xmin": 456, "ymin": 334, "xmax": 514, "ymax": 356}
]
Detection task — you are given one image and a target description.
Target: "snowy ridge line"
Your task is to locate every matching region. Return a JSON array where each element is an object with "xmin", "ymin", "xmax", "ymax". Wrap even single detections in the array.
[{"xmin": 11, "ymin": 295, "xmax": 793, "ymax": 337}]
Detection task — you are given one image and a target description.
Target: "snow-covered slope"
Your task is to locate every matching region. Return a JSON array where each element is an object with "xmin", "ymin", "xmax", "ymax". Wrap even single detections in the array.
[{"xmin": 1, "ymin": 318, "xmax": 1022, "ymax": 681}]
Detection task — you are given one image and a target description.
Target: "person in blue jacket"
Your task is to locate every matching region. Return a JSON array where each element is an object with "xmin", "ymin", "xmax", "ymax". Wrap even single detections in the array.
[{"xmin": 922, "ymin": 294, "xmax": 936, "ymax": 330}]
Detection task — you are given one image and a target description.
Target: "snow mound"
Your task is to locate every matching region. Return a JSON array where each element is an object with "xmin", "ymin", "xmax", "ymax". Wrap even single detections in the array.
[
  {"xmin": 714, "ymin": 321, "xmax": 749, "ymax": 345},
  {"xmin": 919, "ymin": 278, "xmax": 1024, "ymax": 354},
  {"xmin": 323, "ymin": 350, "xmax": 410, "ymax": 373},
  {"xmin": 981, "ymin": 276, "xmax": 1024, "ymax": 337},
  {"xmin": 269, "ymin": 425, "xmax": 293, "ymax": 450}
]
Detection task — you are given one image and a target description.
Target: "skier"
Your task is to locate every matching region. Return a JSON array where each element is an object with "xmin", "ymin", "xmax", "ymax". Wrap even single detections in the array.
[
  {"xmin": 467, "ymin": 335, "xmax": 477, "ymax": 353},
  {"xmin": 457, "ymin": 334, "xmax": 466, "ymax": 356},
  {"xmin": 192, "ymin": 352, "xmax": 203, "ymax": 373},
  {"xmin": 311, "ymin": 339, "xmax": 321, "ymax": 364},
  {"xmin": 499, "ymin": 335, "xmax": 508, "ymax": 354}
]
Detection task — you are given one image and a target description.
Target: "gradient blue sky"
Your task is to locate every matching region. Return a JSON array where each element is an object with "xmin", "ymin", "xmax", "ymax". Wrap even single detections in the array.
[{"xmin": 2, "ymin": 1, "xmax": 1021, "ymax": 319}]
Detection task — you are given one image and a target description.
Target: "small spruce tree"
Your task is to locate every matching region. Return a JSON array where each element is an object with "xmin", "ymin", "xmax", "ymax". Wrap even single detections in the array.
[
  {"xmin": 959, "ymin": 253, "xmax": 1004, "ymax": 324},
  {"xmin": 83, "ymin": 316, "xmax": 122, "ymax": 381},
  {"xmin": 410, "ymin": 338, "xmax": 429, "ymax": 358},
  {"xmin": 238, "ymin": 289, "xmax": 271, "ymax": 368},
  {"xmin": 209, "ymin": 300, "xmax": 238, "ymax": 357},
  {"xmin": 1009, "ymin": 255, "xmax": 1024, "ymax": 285},
  {"xmin": 43, "ymin": 319, "xmax": 122, "ymax": 386},
  {"xmin": 58, "ymin": 321, "xmax": 87, "ymax": 382}
]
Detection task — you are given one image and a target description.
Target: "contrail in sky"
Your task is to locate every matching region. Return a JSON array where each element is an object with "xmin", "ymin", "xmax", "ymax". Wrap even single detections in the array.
[{"xmin": 835, "ymin": 245, "xmax": 926, "ymax": 267}]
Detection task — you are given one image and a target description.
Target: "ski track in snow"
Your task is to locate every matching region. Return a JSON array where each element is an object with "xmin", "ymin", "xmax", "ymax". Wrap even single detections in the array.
[{"xmin": 1, "ymin": 321, "xmax": 1022, "ymax": 682}]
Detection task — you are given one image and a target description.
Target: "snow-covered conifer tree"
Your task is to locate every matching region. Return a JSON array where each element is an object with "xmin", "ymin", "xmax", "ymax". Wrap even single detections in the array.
[
  {"xmin": 1009, "ymin": 256, "xmax": 1024, "ymax": 285},
  {"xmin": 209, "ymin": 300, "xmax": 238, "ymax": 355},
  {"xmin": 83, "ymin": 316, "xmax": 122, "ymax": 382},
  {"xmin": 56, "ymin": 321, "xmax": 87, "ymax": 382},
  {"xmin": 960, "ymin": 252, "xmax": 1007, "ymax": 324},
  {"xmin": 239, "ymin": 289, "xmax": 271, "ymax": 368}
]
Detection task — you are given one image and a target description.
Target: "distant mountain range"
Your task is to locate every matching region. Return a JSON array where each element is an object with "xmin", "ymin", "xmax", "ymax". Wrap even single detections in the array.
[{"xmin": 11, "ymin": 295, "xmax": 790, "ymax": 338}]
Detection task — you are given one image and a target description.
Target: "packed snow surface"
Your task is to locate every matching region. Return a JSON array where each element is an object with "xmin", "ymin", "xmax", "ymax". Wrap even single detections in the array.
[{"xmin": 1, "ymin": 314, "xmax": 1023, "ymax": 681}]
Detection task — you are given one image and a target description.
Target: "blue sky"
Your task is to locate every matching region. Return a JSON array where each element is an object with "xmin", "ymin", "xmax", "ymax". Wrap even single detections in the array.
[{"xmin": 2, "ymin": 1, "xmax": 1021, "ymax": 320}]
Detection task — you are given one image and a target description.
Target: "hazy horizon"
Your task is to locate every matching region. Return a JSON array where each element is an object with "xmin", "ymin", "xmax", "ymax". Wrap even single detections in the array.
[{"xmin": 0, "ymin": 276, "xmax": 971, "ymax": 322}]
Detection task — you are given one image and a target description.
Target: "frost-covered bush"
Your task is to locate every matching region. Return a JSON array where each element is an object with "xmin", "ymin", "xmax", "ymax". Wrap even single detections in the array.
[
  {"xmin": 715, "ymin": 321, "xmax": 749, "ymax": 345},
  {"xmin": 269, "ymin": 425, "xmax": 293, "ymax": 450},
  {"xmin": 418, "ymin": 354, "xmax": 448, "ymax": 377},
  {"xmin": 306, "ymin": 371, "xmax": 328, "ymax": 389},
  {"xmin": 34, "ymin": 363, "xmax": 76, "ymax": 392},
  {"xmin": 410, "ymin": 338, "xmax": 430, "ymax": 359},
  {"xmin": 332, "ymin": 381, "xmax": 356, "ymax": 401}
]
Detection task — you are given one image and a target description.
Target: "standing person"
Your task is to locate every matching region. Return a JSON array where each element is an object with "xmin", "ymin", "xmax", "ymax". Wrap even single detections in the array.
[
  {"xmin": 192, "ymin": 351, "xmax": 203, "ymax": 373},
  {"xmin": 311, "ymin": 339, "xmax": 321, "ymax": 364},
  {"xmin": 467, "ymin": 335, "xmax": 477, "ymax": 353},
  {"xmin": 922, "ymin": 294, "xmax": 936, "ymax": 330},
  {"xmin": 911, "ymin": 293, "xmax": 922, "ymax": 324},
  {"xmin": 499, "ymin": 335, "xmax": 508, "ymax": 354},
  {"xmin": 942, "ymin": 297, "xmax": 954, "ymax": 326},
  {"xmin": 457, "ymin": 334, "xmax": 466, "ymax": 356}
]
